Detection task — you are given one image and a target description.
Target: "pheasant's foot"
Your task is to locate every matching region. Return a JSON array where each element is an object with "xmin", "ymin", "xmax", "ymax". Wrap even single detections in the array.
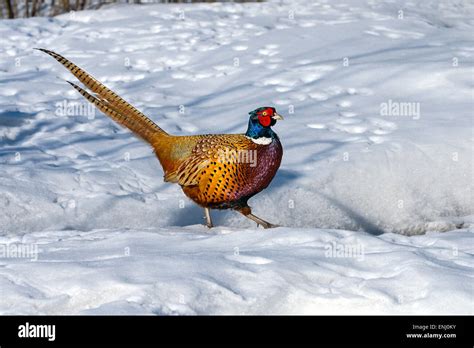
[{"xmin": 245, "ymin": 213, "xmax": 278, "ymax": 229}]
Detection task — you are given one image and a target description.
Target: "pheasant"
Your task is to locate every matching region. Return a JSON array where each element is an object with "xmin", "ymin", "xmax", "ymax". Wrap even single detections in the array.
[{"xmin": 37, "ymin": 49, "xmax": 284, "ymax": 229}]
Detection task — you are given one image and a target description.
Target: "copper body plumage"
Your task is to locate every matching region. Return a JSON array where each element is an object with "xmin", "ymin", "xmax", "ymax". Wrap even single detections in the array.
[{"xmin": 38, "ymin": 49, "xmax": 283, "ymax": 229}]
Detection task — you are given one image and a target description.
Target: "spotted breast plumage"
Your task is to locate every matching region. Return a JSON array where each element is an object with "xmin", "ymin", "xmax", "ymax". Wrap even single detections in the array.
[{"xmin": 38, "ymin": 49, "xmax": 284, "ymax": 229}]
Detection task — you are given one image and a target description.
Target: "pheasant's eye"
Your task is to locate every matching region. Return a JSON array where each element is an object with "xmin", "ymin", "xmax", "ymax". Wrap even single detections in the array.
[{"xmin": 262, "ymin": 111, "xmax": 267, "ymax": 116}]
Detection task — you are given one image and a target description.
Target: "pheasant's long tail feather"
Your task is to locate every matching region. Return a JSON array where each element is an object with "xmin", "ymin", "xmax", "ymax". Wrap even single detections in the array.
[
  {"xmin": 66, "ymin": 81, "xmax": 162, "ymax": 144},
  {"xmin": 37, "ymin": 48, "xmax": 168, "ymax": 143}
]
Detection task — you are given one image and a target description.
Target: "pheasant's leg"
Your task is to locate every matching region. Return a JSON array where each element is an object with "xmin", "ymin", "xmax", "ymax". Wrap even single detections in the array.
[
  {"xmin": 204, "ymin": 207, "xmax": 213, "ymax": 228},
  {"xmin": 236, "ymin": 207, "xmax": 279, "ymax": 229},
  {"xmin": 245, "ymin": 213, "xmax": 279, "ymax": 229}
]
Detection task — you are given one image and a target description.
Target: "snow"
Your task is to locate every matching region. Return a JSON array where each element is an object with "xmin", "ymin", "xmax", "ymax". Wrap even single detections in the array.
[
  {"xmin": 0, "ymin": 226, "xmax": 472, "ymax": 315},
  {"xmin": 0, "ymin": 0, "xmax": 473, "ymax": 314}
]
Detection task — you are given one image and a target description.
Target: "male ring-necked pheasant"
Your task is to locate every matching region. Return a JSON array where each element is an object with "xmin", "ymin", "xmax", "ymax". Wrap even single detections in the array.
[{"xmin": 38, "ymin": 49, "xmax": 284, "ymax": 229}]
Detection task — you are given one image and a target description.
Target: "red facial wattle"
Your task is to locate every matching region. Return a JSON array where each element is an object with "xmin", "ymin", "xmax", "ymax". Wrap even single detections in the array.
[{"xmin": 258, "ymin": 109, "xmax": 273, "ymax": 127}]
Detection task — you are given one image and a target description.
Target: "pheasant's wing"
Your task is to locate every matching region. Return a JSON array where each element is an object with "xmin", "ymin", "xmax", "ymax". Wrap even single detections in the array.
[
  {"xmin": 168, "ymin": 135, "xmax": 257, "ymax": 188},
  {"xmin": 174, "ymin": 156, "xmax": 211, "ymax": 187},
  {"xmin": 37, "ymin": 48, "xmax": 167, "ymax": 144}
]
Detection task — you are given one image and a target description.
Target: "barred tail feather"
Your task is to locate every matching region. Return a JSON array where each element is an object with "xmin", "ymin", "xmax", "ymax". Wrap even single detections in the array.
[
  {"xmin": 36, "ymin": 48, "xmax": 168, "ymax": 143},
  {"xmin": 67, "ymin": 81, "xmax": 159, "ymax": 144}
]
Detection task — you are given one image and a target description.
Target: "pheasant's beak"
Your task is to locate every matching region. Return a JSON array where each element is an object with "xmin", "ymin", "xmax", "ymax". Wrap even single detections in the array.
[{"xmin": 272, "ymin": 112, "xmax": 284, "ymax": 121}]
